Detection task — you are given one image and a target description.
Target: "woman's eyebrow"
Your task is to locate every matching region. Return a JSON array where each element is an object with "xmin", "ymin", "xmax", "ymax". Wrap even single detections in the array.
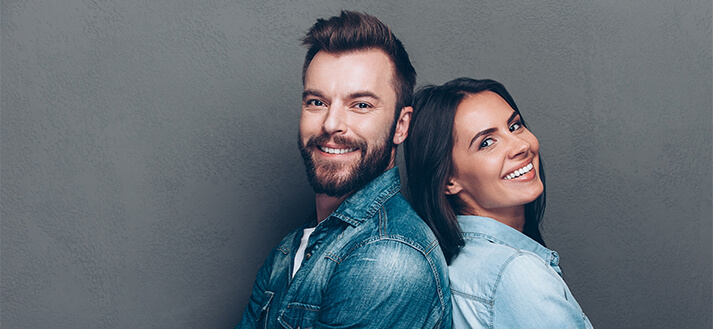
[
  {"xmin": 469, "ymin": 128, "xmax": 497, "ymax": 148},
  {"xmin": 468, "ymin": 112, "xmax": 519, "ymax": 148}
]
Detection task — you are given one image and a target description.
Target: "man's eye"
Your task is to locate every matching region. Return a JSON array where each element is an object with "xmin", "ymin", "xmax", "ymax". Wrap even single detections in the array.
[
  {"xmin": 355, "ymin": 102, "xmax": 371, "ymax": 109},
  {"xmin": 480, "ymin": 138, "xmax": 494, "ymax": 149},
  {"xmin": 307, "ymin": 99, "xmax": 325, "ymax": 106},
  {"xmin": 509, "ymin": 122, "xmax": 522, "ymax": 132}
]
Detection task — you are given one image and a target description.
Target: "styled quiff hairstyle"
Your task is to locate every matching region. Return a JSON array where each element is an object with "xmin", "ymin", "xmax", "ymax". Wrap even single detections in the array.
[{"xmin": 301, "ymin": 11, "xmax": 417, "ymax": 113}]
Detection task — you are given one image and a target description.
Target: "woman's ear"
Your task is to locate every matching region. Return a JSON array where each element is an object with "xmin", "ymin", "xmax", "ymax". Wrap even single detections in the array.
[{"xmin": 445, "ymin": 178, "xmax": 463, "ymax": 195}]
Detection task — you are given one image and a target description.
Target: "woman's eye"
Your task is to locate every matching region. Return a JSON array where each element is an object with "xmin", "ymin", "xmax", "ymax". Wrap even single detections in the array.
[
  {"xmin": 509, "ymin": 122, "xmax": 522, "ymax": 132},
  {"xmin": 479, "ymin": 138, "xmax": 494, "ymax": 149}
]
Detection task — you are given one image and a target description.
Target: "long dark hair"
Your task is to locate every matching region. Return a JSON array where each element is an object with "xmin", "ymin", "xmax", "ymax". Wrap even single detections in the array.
[{"xmin": 404, "ymin": 78, "xmax": 546, "ymax": 264}]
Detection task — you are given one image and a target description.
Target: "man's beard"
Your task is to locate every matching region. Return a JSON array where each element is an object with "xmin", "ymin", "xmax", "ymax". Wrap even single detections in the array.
[{"xmin": 298, "ymin": 127, "xmax": 395, "ymax": 198}]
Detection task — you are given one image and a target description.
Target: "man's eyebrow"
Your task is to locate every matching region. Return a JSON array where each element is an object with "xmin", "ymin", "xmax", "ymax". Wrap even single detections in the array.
[
  {"xmin": 302, "ymin": 90, "xmax": 382, "ymax": 103},
  {"xmin": 347, "ymin": 91, "xmax": 381, "ymax": 101},
  {"xmin": 302, "ymin": 89, "xmax": 325, "ymax": 100},
  {"xmin": 468, "ymin": 128, "xmax": 497, "ymax": 148}
]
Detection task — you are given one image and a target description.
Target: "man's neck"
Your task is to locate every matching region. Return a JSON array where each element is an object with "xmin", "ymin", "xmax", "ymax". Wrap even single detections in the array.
[{"xmin": 315, "ymin": 193, "xmax": 349, "ymax": 223}]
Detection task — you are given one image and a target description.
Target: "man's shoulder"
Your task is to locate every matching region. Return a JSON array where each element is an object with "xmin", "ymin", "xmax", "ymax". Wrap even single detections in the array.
[
  {"xmin": 335, "ymin": 191, "xmax": 444, "ymax": 264},
  {"xmin": 381, "ymin": 190, "xmax": 417, "ymax": 217},
  {"xmin": 380, "ymin": 192, "xmax": 435, "ymax": 240},
  {"xmin": 336, "ymin": 221, "xmax": 449, "ymax": 294}
]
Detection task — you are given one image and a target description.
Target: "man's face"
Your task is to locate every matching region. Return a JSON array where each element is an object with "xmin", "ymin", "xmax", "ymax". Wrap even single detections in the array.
[{"xmin": 298, "ymin": 50, "xmax": 402, "ymax": 197}]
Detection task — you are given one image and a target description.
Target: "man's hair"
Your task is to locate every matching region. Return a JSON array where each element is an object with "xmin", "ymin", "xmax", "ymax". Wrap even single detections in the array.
[{"xmin": 301, "ymin": 11, "xmax": 416, "ymax": 113}]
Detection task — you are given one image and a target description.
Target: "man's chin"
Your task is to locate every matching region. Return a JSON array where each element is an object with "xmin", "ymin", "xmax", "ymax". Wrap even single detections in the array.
[
  {"xmin": 301, "ymin": 139, "xmax": 393, "ymax": 198},
  {"xmin": 311, "ymin": 182, "xmax": 350, "ymax": 198},
  {"xmin": 310, "ymin": 173, "xmax": 353, "ymax": 196}
]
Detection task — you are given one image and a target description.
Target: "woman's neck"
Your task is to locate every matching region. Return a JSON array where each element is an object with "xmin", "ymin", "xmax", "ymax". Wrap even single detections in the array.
[{"xmin": 461, "ymin": 206, "xmax": 526, "ymax": 232}]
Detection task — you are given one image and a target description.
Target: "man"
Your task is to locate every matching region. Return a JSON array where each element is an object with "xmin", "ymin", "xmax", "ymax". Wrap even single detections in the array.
[{"xmin": 237, "ymin": 11, "xmax": 450, "ymax": 329}]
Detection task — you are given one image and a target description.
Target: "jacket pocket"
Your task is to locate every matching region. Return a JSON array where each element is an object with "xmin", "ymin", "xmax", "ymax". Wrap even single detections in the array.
[{"xmin": 278, "ymin": 302, "xmax": 320, "ymax": 329}]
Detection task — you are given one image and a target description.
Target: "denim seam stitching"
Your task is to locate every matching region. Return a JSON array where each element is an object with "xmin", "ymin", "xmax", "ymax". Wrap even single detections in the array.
[
  {"xmin": 341, "ymin": 236, "xmax": 447, "ymax": 326},
  {"xmin": 287, "ymin": 302, "xmax": 321, "ymax": 312},
  {"xmin": 324, "ymin": 252, "xmax": 342, "ymax": 263},
  {"xmin": 450, "ymin": 288, "xmax": 491, "ymax": 304},
  {"xmin": 363, "ymin": 178, "xmax": 400, "ymax": 219},
  {"xmin": 378, "ymin": 208, "xmax": 386, "ymax": 239},
  {"xmin": 424, "ymin": 239, "xmax": 438, "ymax": 256},
  {"xmin": 334, "ymin": 179, "xmax": 400, "ymax": 225},
  {"xmin": 491, "ymin": 251, "xmax": 525, "ymax": 327}
]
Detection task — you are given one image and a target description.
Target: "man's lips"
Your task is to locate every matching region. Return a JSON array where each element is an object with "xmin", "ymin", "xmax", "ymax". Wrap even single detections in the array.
[
  {"xmin": 304, "ymin": 133, "xmax": 365, "ymax": 157},
  {"xmin": 318, "ymin": 146, "xmax": 358, "ymax": 154}
]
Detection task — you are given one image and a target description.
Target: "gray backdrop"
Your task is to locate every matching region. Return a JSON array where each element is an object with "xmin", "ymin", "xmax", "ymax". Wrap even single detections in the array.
[{"xmin": 2, "ymin": 0, "xmax": 711, "ymax": 328}]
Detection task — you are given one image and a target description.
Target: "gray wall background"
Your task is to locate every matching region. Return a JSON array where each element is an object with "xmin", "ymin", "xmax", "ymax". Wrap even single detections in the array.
[{"xmin": 1, "ymin": 0, "xmax": 711, "ymax": 328}]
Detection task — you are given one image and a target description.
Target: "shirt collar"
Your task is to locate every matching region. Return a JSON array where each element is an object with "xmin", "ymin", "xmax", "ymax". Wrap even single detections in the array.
[
  {"xmin": 329, "ymin": 167, "xmax": 401, "ymax": 227},
  {"xmin": 457, "ymin": 215, "xmax": 561, "ymax": 272}
]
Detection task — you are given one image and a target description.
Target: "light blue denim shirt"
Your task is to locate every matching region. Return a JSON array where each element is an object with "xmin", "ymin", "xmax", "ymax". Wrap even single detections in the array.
[
  {"xmin": 236, "ymin": 167, "xmax": 451, "ymax": 329},
  {"xmin": 450, "ymin": 215, "xmax": 593, "ymax": 329}
]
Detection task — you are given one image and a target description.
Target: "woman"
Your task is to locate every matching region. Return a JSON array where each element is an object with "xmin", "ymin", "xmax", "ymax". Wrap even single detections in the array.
[{"xmin": 405, "ymin": 78, "xmax": 593, "ymax": 328}]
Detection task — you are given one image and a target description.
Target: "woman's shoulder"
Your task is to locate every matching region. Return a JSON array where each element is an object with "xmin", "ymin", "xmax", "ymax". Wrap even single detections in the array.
[
  {"xmin": 449, "ymin": 224, "xmax": 592, "ymax": 328},
  {"xmin": 448, "ymin": 236, "xmax": 550, "ymax": 300}
]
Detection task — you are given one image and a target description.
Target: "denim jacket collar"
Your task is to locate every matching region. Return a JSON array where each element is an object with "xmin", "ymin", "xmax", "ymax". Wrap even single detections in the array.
[
  {"xmin": 457, "ymin": 215, "xmax": 561, "ymax": 274},
  {"xmin": 329, "ymin": 167, "xmax": 401, "ymax": 227}
]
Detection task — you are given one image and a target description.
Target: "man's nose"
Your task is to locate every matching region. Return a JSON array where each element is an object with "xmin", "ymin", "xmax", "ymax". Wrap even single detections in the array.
[{"xmin": 322, "ymin": 106, "xmax": 347, "ymax": 135}]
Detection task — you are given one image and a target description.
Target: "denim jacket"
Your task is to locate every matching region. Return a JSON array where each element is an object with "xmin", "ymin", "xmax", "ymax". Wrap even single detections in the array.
[
  {"xmin": 450, "ymin": 215, "xmax": 593, "ymax": 329},
  {"xmin": 236, "ymin": 167, "xmax": 451, "ymax": 329}
]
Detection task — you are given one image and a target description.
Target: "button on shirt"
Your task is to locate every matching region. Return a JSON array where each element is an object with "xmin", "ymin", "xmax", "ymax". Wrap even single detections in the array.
[
  {"xmin": 450, "ymin": 215, "xmax": 593, "ymax": 329},
  {"xmin": 236, "ymin": 167, "xmax": 451, "ymax": 329}
]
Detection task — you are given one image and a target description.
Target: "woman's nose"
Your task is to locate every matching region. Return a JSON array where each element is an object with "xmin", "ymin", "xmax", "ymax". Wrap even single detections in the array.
[{"xmin": 508, "ymin": 135, "xmax": 531, "ymax": 159}]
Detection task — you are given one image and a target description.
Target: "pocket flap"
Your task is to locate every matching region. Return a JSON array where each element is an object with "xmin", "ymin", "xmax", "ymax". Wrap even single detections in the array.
[{"xmin": 278, "ymin": 302, "xmax": 320, "ymax": 329}]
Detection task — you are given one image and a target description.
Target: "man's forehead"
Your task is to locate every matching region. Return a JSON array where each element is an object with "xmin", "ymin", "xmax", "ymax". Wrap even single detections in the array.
[
  {"xmin": 303, "ymin": 50, "xmax": 397, "ymax": 97},
  {"xmin": 308, "ymin": 49, "xmax": 392, "ymax": 68}
]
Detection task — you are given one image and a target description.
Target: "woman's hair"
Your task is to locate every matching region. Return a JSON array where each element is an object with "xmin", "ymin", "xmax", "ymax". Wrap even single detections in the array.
[{"xmin": 404, "ymin": 77, "xmax": 546, "ymax": 264}]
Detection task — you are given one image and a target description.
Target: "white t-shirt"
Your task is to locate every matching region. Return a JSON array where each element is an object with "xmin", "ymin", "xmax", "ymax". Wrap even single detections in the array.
[{"xmin": 292, "ymin": 227, "xmax": 316, "ymax": 278}]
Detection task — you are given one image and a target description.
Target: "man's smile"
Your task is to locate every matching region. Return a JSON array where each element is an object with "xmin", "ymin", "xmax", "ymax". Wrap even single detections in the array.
[{"xmin": 318, "ymin": 146, "xmax": 358, "ymax": 154}]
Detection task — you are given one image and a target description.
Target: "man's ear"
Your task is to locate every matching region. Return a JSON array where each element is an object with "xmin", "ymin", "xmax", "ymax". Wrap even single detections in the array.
[
  {"xmin": 392, "ymin": 106, "xmax": 412, "ymax": 145},
  {"xmin": 445, "ymin": 178, "xmax": 463, "ymax": 195}
]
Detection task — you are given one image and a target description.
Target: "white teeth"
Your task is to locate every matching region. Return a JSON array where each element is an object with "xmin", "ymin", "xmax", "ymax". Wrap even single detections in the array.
[
  {"xmin": 505, "ymin": 163, "xmax": 534, "ymax": 180},
  {"xmin": 320, "ymin": 146, "xmax": 356, "ymax": 154}
]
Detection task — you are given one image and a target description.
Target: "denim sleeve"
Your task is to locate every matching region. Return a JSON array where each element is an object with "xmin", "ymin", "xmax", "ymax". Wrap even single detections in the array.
[
  {"xmin": 493, "ymin": 253, "xmax": 593, "ymax": 329},
  {"xmin": 315, "ymin": 239, "xmax": 448, "ymax": 329},
  {"xmin": 234, "ymin": 249, "xmax": 275, "ymax": 329}
]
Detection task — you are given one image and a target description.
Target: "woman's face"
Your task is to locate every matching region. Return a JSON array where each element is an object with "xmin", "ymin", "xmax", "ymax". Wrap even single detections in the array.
[{"xmin": 446, "ymin": 91, "xmax": 543, "ymax": 219}]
